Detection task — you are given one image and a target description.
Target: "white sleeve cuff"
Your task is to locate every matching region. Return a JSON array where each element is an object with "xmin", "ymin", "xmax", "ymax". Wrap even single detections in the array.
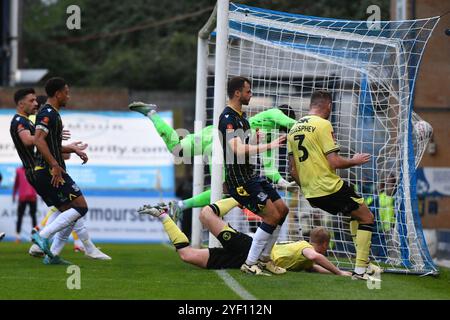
[{"xmin": 36, "ymin": 125, "xmax": 49, "ymax": 134}]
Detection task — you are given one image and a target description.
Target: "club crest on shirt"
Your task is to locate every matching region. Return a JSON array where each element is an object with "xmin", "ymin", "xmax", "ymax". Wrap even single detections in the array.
[
  {"xmin": 41, "ymin": 117, "xmax": 50, "ymax": 125},
  {"xmin": 222, "ymin": 232, "xmax": 232, "ymax": 241},
  {"xmin": 257, "ymin": 192, "xmax": 268, "ymax": 202}
]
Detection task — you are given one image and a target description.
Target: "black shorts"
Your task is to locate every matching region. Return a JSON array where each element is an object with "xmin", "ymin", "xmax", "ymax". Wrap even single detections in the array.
[
  {"xmin": 206, "ymin": 226, "xmax": 253, "ymax": 269},
  {"xmin": 307, "ymin": 182, "xmax": 364, "ymax": 216},
  {"xmin": 228, "ymin": 176, "xmax": 281, "ymax": 214},
  {"xmin": 34, "ymin": 168, "xmax": 83, "ymax": 208},
  {"xmin": 25, "ymin": 170, "xmax": 54, "ymax": 207}
]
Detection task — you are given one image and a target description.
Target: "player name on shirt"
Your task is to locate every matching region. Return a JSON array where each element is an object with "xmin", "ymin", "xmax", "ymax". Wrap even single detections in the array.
[
  {"xmin": 290, "ymin": 125, "xmax": 317, "ymax": 133},
  {"xmin": 288, "ymin": 115, "xmax": 342, "ymax": 198}
]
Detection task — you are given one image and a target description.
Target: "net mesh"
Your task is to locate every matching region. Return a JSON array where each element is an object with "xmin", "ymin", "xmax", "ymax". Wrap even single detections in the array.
[{"xmin": 199, "ymin": 3, "xmax": 439, "ymax": 274}]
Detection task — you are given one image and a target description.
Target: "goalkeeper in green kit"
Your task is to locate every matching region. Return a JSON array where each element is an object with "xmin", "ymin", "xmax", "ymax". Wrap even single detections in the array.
[{"xmin": 129, "ymin": 101, "xmax": 297, "ymax": 219}]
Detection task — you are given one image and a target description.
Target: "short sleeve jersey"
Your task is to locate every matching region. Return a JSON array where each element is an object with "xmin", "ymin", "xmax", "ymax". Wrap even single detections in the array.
[
  {"xmin": 10, "ymin": 114, "xmax": 36, "ymax": 176},
  {"xmin": 288, "ymin": 115, "xmax": 343, "ymax": 198},
  {"xmin": 270, "ymin": 241, "xmax": 315, "ymax": 271},
  {"xmin": 218, "ymin": 106, "xmax": 257, "ymax": 189},
  {"xmin": 34, "ymin": 104, "xmax": 65, "ymax": 170}
]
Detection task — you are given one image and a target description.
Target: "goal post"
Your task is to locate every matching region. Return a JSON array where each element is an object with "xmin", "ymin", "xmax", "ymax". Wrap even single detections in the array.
[
  {"xmin": 192, "ymin": 4, "xmax": 217, "ymax": 248},
  {"xmin": 192, "ymin": 1, "xmax": 229, "ymax": 248},
  {"xmin": 194, "ymin": 1, "xmax": 439, "ymax": 274}
]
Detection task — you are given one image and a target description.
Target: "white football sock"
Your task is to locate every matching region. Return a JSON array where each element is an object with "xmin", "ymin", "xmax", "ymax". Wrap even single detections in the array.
[
  {"xmin": 260, "ymin": 225, "xmax": 281, "ymax": 262},
  {"xmin": 81, "ymin": 239, "xmax": 96, "ymax": 254},
  {"xmin": 74, "ymin": 238, "xmax": 84, "ymax": 248},
  {"xmin": 50, "ymin": 223, "xmax": 75, "ymax": 256},
  {"xmin": 50, "ymin": 238, "xmax": 66, "ymax": 256},
  {"xmin": 73, "ymin": 218, "xmax": 96, "ymax": 254},
  {"xmin": 245, "ymin": 226, "xmax": 273, "ymax": 265},
  {"xmin": 45, "ymin": 209, "xmax": 60, "ymax": 229},
  {"xmin": 40, "ymin": 208, "xmax": 81, "ymax": 239},
  {"xmin": 354, "ymin": 266, "xmax": 367, "ymax": 275}
]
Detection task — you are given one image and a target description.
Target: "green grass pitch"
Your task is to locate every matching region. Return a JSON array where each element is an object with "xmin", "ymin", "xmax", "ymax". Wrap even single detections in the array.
[{"xmin": 1, "ymin": 243, "xmax": 449, "ymax": 300}]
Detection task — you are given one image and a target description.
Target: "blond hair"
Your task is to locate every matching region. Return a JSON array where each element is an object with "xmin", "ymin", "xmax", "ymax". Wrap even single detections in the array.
[{"xmin": 310, "ymin": 227, "xmax": 330, "ymax": 245}]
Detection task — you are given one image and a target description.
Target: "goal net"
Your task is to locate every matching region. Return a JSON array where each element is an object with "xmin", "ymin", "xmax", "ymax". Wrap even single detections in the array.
[{"xmin": 195, "ymin": 2, "xmax": 439, "ymax": 274}]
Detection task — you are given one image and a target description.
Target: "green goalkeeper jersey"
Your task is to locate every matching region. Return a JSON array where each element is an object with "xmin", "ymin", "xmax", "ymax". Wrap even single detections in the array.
[
  {"xmin": 248, "ymin": 108, "xmax": 296, "ymax": 132},
  {"xmin": 149, "ymin": 108, "xmax": 295, "ymax": 182},
  {"xmin": 182, "ymin": 108, "xmax": 295, "ymax": 154},
  {"xmin": 180, "ymin": 108, "xmax": 295, "ymax": 182},
  {"xmin": 249, "ymin": 108, "xmax": 296, "ymax": 182}
]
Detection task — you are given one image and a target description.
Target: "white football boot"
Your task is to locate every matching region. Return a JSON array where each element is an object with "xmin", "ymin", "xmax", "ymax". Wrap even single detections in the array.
[
  {"xmin": 85, "ymin": 246, "xmax": 112, "ymax": 260},
  {"xmin": 29, "ymin": 243, "xmax": 45, "ymax": 257}
]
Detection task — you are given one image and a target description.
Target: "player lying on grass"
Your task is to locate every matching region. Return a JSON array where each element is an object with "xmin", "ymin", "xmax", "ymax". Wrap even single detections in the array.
[
  {"xmin": 190, "ymin": 194, "xmax": 381, "ymax": 276},
  {"xmin": 138, "ymin": 199, "xmax": 351, "ymax": 277},
  {"xmin": 129, "ymin": 101, "xmax": 298, "ymax": 219}
]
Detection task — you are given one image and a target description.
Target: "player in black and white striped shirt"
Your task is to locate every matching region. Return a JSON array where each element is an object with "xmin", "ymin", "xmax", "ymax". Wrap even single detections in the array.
[
  {"xmin": 218, "ymin": 76, "xmax": 289, "ymax": 276},
  {"xmin": 31, "ymin": 78, "xmax": 110, "ymax": 263}
]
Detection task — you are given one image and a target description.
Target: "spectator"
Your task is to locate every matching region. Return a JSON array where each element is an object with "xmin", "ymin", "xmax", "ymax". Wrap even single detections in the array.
[
  {"xmin": 379, "ymin": 175, "xmax": 397, "ymax": 233},
  {"xmin": 378, "ymin": 174, "xmax": 399, "ymax": 263},
  {"xmin": 12, "ymin": 166, "xmax": 37, "ymax": 243}
]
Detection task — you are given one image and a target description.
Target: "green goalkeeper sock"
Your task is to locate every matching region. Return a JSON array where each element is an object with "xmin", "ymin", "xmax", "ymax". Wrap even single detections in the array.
[
  {"xmin": 149, "ymin": 113, "xmax": 180, "ymax": 153},
  {"xmin": 183, "ymin": 190, "xmax": 212, "ymax": 210}
]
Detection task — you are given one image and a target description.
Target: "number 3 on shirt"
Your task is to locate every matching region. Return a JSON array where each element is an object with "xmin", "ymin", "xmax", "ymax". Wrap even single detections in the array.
[{"xmin": 295, "ymin": 134, "xmax": 309, "ymax": 162}]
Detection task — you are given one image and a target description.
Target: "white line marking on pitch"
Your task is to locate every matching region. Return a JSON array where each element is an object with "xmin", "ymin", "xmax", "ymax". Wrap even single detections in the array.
[{"xmin": 215, "ymin": 270, "xmax": 257, "ymax": 300}]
